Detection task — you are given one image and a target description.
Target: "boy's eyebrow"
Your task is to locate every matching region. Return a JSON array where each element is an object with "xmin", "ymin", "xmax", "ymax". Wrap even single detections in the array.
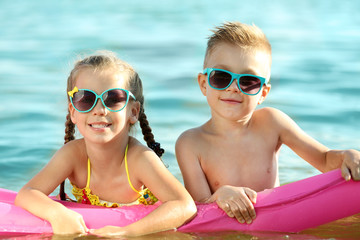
[
  {"xmin": 212, "ymin": 65, "xmax": 260, "ymax": 76},
  {"xmin": 213, "ymin": 64, "xmax": 229, "ymax": 70}
]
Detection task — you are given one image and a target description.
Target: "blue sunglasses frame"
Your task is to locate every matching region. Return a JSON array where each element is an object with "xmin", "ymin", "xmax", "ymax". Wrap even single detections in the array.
[
  {"xmin": 68, "ymin": 86, "xmax": 136, "ymax": 113},
  {"xmin": 203, "ymin": 68, "xmax": 269, "ymax": 95}
]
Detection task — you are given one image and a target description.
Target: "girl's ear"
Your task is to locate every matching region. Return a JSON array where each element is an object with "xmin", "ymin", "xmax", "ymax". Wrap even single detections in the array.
[
  {"xmin": 129, "ymin": 101, "xmax": 140, "ymax": 124},
  {"xmin": 198, "ymin": 73, "xmax": 207, "ymax": 96},
  {"xmin": 69, "ymin": 103, "xmax": 77, "ymax": 124},
  {"xmin": 258, "ymin": 84, "xmax": 271, "ymax": 105}
]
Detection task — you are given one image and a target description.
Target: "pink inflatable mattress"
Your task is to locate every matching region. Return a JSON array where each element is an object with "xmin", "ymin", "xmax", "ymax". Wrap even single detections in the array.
[{"xmin": 1, "ymin": 169, "xmax": 359, "ymax": 235}]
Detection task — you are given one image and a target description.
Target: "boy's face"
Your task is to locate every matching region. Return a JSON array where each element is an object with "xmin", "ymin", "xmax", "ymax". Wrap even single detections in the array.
[{"xmin": 198, "ymin": 42, "xmax": 271, "ymax": 121}]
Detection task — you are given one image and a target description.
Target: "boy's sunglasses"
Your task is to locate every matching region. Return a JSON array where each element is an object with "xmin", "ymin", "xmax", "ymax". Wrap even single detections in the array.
[
  {"xmin": 68, "ymin": 86, "xmax": 136, "ymax": 113},
  {"xmin": 203, "ymin": 68, "xmax": 269, "ymax": 95}
]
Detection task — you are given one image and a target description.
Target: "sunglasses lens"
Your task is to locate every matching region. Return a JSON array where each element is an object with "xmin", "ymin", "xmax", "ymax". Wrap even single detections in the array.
[
  {"xmin": 103, "ymin": 89, "xmax": 128, "ymax": 111},
  {"xmin": 239, "ymin": 76, "xmax": 262, "ymax": 95},
  {"xmin": 72, "ymin": 90, "xmax": 96, "ymax": 112},
  {"xmin": 208, "ymin": 70, "xmax": 232, "ymax": 89}
]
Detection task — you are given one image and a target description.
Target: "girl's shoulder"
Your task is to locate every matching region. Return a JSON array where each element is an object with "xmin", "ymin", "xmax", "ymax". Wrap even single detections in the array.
[
  {"xmin": 55, "ymin": 139, "xmax": 87, "ymax": 164},
  {"xmin": 60, "ymin": 138, "xmax": 86, "ymax": 153},
  {"xmin": 127, "ymin": 137, "xmax": 161, "ymax": 165}
]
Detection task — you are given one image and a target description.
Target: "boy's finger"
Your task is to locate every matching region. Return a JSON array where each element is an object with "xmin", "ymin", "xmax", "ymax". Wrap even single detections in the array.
[
  {"xmin": 231, "ymin": 200, "xmax": 253, "ymax": 224},
  {"xmin": 239, "ymin": 192, "xmax": 256, "ymax": 221},
  {"xmin": 217, "ymin": 201, "xmax": 234, "ymax": 218},
  {"xmin": 245, "ymin": 188, "xmax": 257, "ymax": 204},
  {"xmin": 351, "ymin": 166, "xmax": 360, "ymax": 181},
  {"xmin": 341, "ymin": 164, "xmax": 352, "ymax": 181},
  {"xmin": 240, "ymin": 198, "xmax": 255, "ymax": 223},
  {"xmin": 228, "ymin": 201, "xmax": 245, "ymax": 223}
]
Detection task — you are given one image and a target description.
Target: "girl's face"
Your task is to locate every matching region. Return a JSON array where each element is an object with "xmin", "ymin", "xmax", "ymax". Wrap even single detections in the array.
[
  {"xmin": 198, "ymin": 42, "xmax": 271, "ymax": 123},
  {"xmin": 69, "ymin": 68, "xmax": 139, "ymax": 144}
]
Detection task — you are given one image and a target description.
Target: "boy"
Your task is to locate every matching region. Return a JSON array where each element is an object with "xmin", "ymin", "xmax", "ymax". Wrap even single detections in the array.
[{"xmin": 176, "ymin": 21, "xmax": 360, "ymax": 225}]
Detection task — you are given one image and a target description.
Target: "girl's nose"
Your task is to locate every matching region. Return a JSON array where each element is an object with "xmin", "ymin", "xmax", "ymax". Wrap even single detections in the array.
[{"xmin": 92, "ymin": 99, "xmax": 107, "ymax": 115}]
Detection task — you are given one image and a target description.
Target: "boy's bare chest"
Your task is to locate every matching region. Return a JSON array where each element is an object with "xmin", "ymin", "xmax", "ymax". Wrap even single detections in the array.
[{"xmin": 198, "ymin": 137, "xmax": 278, "ymax": 192}]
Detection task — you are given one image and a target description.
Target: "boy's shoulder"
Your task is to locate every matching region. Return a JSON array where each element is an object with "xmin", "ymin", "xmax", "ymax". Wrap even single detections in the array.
[
  {"xmin": 177, "ymin": 125, "xmax": 205, "ymax": 143},
  {"xmin": 254, "ymin": 107, "xmax": 288, "ymax": 121},
  {"xmin": 176, "ymin": 124, "xmax": 209, "ymax": 153},
  {"xmin": 255, "ymin": 106, "xmax": 280, "ymax": 115}
]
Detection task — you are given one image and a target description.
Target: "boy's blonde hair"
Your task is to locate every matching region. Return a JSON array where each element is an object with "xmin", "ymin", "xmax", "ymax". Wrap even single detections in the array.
[{"xmin": 204, "ymin": 21, "xmax": 272, "ymax": 67}]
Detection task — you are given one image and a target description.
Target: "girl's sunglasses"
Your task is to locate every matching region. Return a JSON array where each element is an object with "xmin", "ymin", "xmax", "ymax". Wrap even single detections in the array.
[
  {"xmin": 203, "ymin": 68, "xmax": 269, "ymax": 95},
  {"xmin": 68, "ymin": 86, "xmax": 136, "ymax": 113}
]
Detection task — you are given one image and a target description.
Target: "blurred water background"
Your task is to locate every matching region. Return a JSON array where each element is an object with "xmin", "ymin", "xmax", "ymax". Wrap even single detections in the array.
[{"xmin": 0, "ymin": 0, "xmax": 359, "ymax": 239}]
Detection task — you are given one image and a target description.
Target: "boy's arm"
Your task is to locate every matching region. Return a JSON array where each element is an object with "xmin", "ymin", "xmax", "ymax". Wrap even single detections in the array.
[
  {"xmin": 268, "ymin": 108, "xmax": 360, "ymax": 180},
  {"xmin": 175, "ymin": 131, "xmax": 213, "ymax": 202},
  {"xmin": 175, "ymin": 131, "xmax": 256, "ymax": 224},
  {"xmin": 324, "ymin": 149, "xmax": 360, "ymax": 181}
]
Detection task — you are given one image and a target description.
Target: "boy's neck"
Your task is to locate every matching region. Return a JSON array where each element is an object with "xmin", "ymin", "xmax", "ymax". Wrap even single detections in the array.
[{"xmin": 206, "ymin": 115, "xmax": 252, "ymax": 136}]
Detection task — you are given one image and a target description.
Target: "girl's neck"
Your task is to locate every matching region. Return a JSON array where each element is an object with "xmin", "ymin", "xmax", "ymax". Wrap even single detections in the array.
[{"xmin": 84, "ymin": 135, "xmax": 130, "ymax": 174}]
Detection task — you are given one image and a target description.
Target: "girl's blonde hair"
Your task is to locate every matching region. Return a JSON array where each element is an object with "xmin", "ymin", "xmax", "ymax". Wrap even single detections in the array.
[
  {"xmin": 204, "ymin": 21, "xmax": 272, "ymax": 67},
  {"xmin": 60, "ymin": 51, "xmax": 164, "ymax": 200}
]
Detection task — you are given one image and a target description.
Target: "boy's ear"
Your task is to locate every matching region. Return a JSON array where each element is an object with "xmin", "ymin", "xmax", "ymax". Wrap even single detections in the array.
[
  {"xmin": 258, "ymin": 84, "xmax": 271, "ymax": 105},
  {"xmin": 197, "ymin": 73, "xmax": 207, "ymax": 96},
  {"xmin": 129, "ymin": 101, "xmax": 141, "ymax": 124},
  {"xmin": 69, "ymin": 103, "xmax": 77, "ymax": 124}
]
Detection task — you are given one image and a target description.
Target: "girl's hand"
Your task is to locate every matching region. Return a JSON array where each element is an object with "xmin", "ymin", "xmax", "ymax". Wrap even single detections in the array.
[
  {"xmin": 207, "ymin": 185, "xmax": 257, "ymax": 224},
  {"xmin": 341, "ymin": 149, "xmax": 360, "ymax": 181},
  {"xmin": 50, "ymin": 208, "xmax": 89, "ymax": 235},
  {"xmin": 90, "ymin": 226, "xmax": 128, "ymax": 237}
]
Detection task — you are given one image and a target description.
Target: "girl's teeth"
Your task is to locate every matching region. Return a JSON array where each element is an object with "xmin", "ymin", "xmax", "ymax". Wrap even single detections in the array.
[{"xmin": 91, "ymin": 124, "xmax": 109, "ymax": 128}]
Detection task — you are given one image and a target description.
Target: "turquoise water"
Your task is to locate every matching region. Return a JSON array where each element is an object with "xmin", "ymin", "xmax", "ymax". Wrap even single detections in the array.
[{"xmin": 1, "ymin": 0, "xmax": 359, "ymax": 239}]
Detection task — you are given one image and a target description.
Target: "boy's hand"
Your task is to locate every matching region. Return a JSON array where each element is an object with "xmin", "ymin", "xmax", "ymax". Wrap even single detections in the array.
[
  {"xmin": 341, "ymin": 149, "xmax": 360, "ymax": 181},
  {"xmin": 207, "ymin": 185, "xmax": 257, "ymax": 224}
]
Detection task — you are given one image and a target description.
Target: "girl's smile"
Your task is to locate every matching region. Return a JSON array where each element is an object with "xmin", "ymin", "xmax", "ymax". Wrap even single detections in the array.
[
  {"xmin": 69, "ymin": 68, "xmax": 132, "ymax": 144},
  {"xmin": 88, "ymin": 122, "xmax": 112, "ymax": 131}
]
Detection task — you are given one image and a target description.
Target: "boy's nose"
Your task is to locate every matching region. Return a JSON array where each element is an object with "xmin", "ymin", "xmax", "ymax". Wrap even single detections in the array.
[{"xmin": 227, "ymin": 78, "xmax": 240, "ymax": 92}]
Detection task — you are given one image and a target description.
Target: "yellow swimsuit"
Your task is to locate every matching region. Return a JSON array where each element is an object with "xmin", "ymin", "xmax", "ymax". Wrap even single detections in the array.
[{"xmin": 71, "ymin": 145, "xmax": 158, "ymax": 207}]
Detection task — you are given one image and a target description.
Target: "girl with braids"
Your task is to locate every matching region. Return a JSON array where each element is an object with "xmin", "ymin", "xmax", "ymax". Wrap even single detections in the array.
[{"xmin": 15, "ymin": 51, "xmax": 196, "ymax": 237}]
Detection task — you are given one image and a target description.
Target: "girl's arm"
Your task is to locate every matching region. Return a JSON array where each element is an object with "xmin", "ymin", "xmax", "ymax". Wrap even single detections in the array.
[
  {"xmin": 15, "ymin": 142, "xmax": 89, "ymax": 234},
  {"xmin": 92, "ymin": 147, "xmax": 197, "ymax": 237},
  {"xmin": 268, "ymin": 108, "xmax": 360, "ymax": 180}
]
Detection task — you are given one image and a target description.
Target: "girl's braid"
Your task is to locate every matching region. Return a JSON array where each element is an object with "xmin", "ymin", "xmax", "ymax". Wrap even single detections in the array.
[
  {"xmin": 59, "ymin": 111, "xmax": 76, "ymax": 200},
  {"xmin": 64, "ymin": 112, "xmax": 75, "ymax": 144},
  {"xmin": 129, "ymin": 72, "xmax": 164, "ymax": 158},
  {"xmin": 138, "ymin": 107, "xmax": 164, "ymax": 157}
]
